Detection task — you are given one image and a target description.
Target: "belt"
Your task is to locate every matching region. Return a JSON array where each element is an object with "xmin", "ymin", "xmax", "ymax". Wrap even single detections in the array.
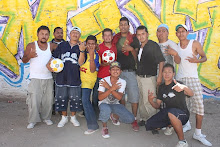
[
  {"xmin": 122, "ymin": 69, "xmax": 135, "ymax": 72},
  {"xmin": 138, "ymin": 75, "xmax": 152, "ymax": 78}
]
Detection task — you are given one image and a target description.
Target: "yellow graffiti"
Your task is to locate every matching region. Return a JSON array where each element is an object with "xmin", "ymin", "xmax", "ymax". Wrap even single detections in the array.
[
  {"xmin": 0, "ymin": 0, "xmax": 77, "ymax": 75},
  {"xmin": 0, "ymin": 0, "xmax": 219, "ymax": 96}
]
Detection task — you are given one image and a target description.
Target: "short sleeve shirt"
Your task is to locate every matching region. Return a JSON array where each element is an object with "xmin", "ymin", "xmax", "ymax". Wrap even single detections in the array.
[
  {"xmin": 98, "ymin": 76, "xmax": 126, "ymax": 105},
  {"xmin": 52, "ymin": 41, "xmax": 81, "ymax": 87},
  {"xmin": 158, "ymin": 81, "xmax": 189, "ymax": 115}
]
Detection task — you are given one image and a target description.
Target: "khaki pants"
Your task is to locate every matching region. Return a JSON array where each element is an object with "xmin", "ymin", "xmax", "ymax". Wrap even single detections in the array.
[
  {"xmin": 26, "ymin": 79, "xmax": 54, "ymax": 123},
  {"xmin": 137, "ymin": 76, "xmax": 157, "ymax": 121}
]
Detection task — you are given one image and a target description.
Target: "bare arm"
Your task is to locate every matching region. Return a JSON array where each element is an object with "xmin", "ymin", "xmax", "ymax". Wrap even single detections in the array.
[
  {"xmin": 148, "ymin": 90, "xmax": 162, "ymax": 109},
  {"xmin": 78, "ymin": 42, "xmax": 86, "ymax": 66},
  {"xmin": 172, "ymin": 79, "xmax": 194, "ymax": 97},
  {"xmin": 157, "ymin": 61, "xmax": 164, "ymax": 86},
  {"xmin": 22, "ymin": 43, "xmax": 37, "ymax": 63},
  {"xmin": 50, "ymin": 43, "xmax": 58, "ymax": 52},
  {"xmin": 165, "ymin": 45, "xmax": 181, "ymax": 64},
  {"xmin": 186, "ymin": 41, "xmax": 207, "ymax": 63},
  {"xmin": 88, "ymin": 46, "xmax": 96, "ymax": 73}
]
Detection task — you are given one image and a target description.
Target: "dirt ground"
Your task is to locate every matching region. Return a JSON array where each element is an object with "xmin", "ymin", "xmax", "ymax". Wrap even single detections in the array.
[{"xmin": 0, "ymin": 98, "xmax": 219, "ymax": 147}]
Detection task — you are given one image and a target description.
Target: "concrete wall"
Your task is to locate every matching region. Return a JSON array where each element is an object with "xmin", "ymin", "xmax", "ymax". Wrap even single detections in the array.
[{"xmin": 0, "ymin": 0, "xmax": 219, "ymax": 99}]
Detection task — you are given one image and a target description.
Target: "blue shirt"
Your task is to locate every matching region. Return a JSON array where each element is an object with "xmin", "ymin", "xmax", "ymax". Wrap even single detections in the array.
[{"xmin": 52, "ymin": 41, "xmax": 81, "ymax": 87}]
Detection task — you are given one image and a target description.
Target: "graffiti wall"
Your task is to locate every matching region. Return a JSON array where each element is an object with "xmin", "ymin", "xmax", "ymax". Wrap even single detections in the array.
[{"xmin": 0, "ymin": 0, "xmax": 219, "ymax": 99}]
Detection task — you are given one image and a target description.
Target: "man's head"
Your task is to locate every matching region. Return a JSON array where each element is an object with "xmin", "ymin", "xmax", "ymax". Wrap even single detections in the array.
[
  {"xmin": 86, "ymin": 35, "xmax": 97, "ymax": 51},
  {"xmin": 53, "ymin": 27, "xmax": 63, "ymax": 41},
  {"xmin": 119, "ymin": 17, "xmax": 130, "ymax": 34},
  {"xmin": 109, "ymin": 61, "xmax": 122, "ymax": 77},
  {"xmin": 70, "ymin": 26, "xmax": 81, "ymax": 42},
  {"xmin": 102, "ymin": 28, "xmax": 113, "ymax": 43},
  {"xmin": 176, "ymin": 24, "xmax": 189, "ymax": 41},
  {"xmin": 37, "ymin": 25, "xmax": 50, "ymax": 43},
  {"xmin": 162, "ymin": 63, "xmax": 175, "ymax": 81},
  {"xmin": 136, "ymin": 25, "xmax": 149, "ymax": 44},
  {"xmin": 157, "ymin": 24, "xmax": 169, "ymax": 43}
]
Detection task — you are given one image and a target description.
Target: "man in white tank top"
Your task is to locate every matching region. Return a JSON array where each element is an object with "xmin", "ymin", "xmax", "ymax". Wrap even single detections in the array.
[
  {"xmin": 22, "ymin": 26, "xmax": 57, "ymax": 129},
  {"xmin": 176, "ymin": 24, "xmax": 212, "ymax": 146}
]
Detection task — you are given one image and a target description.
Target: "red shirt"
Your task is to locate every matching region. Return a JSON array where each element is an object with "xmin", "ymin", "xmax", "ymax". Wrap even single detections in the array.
[{"xmin": 97, "ymin": 42, "xmax": 117, "ymax": 78}]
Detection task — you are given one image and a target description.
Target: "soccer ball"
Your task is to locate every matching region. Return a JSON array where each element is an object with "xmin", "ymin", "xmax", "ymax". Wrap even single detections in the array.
[
  {"xmin": 102, "ymin": 50, "xmax": 115, "ymax": 63},
  {"xmin": 50, "ymin": 58, "xmax": 64, "ymax": 73}
]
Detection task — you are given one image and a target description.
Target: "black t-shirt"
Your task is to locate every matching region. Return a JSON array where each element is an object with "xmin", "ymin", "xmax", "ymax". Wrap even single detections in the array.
[
  {"xmin": 52, "ymin": 41, "xmax": 81, "ymax": 87},
  {"xmin": 158, "ymin": 81, "xmax": 189, "ymax": 115},
  {"xmin": 116, "ymin": 36, "xmax": 139, "ymax": 70},
  {"xmin": 136, "ymin": 40, "xmax": 165, "ymax": 76}
]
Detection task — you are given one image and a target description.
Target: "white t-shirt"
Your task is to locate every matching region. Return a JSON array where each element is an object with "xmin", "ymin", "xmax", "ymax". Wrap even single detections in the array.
[
  {"xmin": 158, "ymin": 39, "xmax": 178, "ymax": 67},
  {"xmin": 98, "ymin": 76, "xmax": 126, "ymax": 105}
]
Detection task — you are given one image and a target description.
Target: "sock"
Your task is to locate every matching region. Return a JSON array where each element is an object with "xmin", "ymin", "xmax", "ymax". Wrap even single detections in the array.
[
  {"xmin": 195, "ymin": 128, "xmax": 201, "ymax": 136},
  {"xmin": 134, "ymin": 117, "xmax": 137, "ymax": 120},
  {"xmin": 179, "ymin": 140, "xmax": 187, "ymax": 143}
]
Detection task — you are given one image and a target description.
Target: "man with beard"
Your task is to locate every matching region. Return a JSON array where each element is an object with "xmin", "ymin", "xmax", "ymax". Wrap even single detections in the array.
[
  {"xmin": 50, "ymin": 27, "xmax": 65, "ymax": 44},
  {"xmin": 22, "ymin": 25, "xmax": 57, "ymax": 129}
]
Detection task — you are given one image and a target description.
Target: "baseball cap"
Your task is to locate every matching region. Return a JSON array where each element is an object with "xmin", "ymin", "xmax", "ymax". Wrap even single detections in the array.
[
  {"xmin": 110, "ymin": 61, "xmax": 121, "ymax": 69},
  {"xmin": 175, "ymin": 24, "xmax": 188, "ymax": 31},
  {"xmin": 70, "ymin": 26, "xmax": 81, "ymax": 34},
  {"xmin": 157, "ymin": 24, "xmax": 169, "ymax": 31}
]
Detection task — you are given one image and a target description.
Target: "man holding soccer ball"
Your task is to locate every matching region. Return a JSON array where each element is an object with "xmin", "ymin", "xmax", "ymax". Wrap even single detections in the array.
[
  {"xmin": 47, "ymin": 26, "xmax": 86, "ymax": 128},
  {"xmin": 22, "ymin": 26, "xmax": 58, "ymax": 129}
]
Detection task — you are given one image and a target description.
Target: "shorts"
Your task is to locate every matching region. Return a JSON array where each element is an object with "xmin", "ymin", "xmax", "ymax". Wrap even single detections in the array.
[
  {"xmin": 55, "ymin": 85, "xmax": 82, "ymax": 112},
  {"xmin": 179, "ymin": 77, "xmax": 204, "ymax": 116},
  {"xmin": 120, "ymin": 71, "xmax": 139, "ymax": 103},
  {"xmin": 145, "ymin": 108, "xmax": 189, "ymax": 131}
]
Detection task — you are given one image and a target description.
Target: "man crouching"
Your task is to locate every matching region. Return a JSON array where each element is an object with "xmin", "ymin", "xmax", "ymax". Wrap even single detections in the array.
[{"xmin": 146, "ymin": 63, "xmax": 193, "ymax": 147}]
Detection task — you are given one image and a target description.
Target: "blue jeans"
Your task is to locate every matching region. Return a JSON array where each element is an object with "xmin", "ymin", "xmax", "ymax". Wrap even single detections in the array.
[
  {"xmin": 92, "ymin": 78, "xmax": 102, "ymax": 114},
  {"xmin": 82, "ymin": 88, "xmax": 99, "ymax": 130},
  {"xmin": 99, "ymin": 103, "xmax": 135, "ymax": 123},
  {"xmin": 55, "ymin": 86, "xmax": 82, "ymax": 112}
]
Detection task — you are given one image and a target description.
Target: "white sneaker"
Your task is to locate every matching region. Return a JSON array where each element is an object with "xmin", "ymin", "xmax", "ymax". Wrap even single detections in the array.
[
  {"xmin": 183, "ymin": 122, "xmax": 191, "ymax": 133},
  {"xmin": 84, "ymin": 129, "xmax": 98, "ymax": 135},
  {"xmin": 57, "ymin": 115, "xmax": 68, "ymax": 128},
  {"xmin": 176, "ymin": 141, "xmax": 188, "ymax": 147},
  {"xmin": 193, "ymin": 133, "xmax": 212, "ymax": 146},
  {"xmin": 70, "ymin": 115, "xmax": 80, "ymax": 127},
  {"xmin": 27, "ymin": 123, "xmax": 36, "ymax": 129},
  {"xmin": 164, "ymin": 127, "xmax": 174, "ymax": 135},
  {"xmin": 43, "ymin": 120, "xmax": 53, "ymax": 125}
]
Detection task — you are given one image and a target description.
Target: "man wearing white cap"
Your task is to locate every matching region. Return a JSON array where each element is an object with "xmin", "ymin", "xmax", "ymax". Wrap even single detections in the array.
[
  {"xmin": 157, "ymin": 24, "xmax": 181, "ymax": 66},
  {"xmin": 47, "ymin": 26, "xmax": 86, "ymax": 128},
  {"xmin": 175, "ymin": 24, "xmax": 212, "ymax": 146}
]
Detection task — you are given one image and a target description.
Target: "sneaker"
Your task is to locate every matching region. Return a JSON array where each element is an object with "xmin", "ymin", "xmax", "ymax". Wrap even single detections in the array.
[
  {"xmin": 176, "ymin": 141, "xmax": 188, "ymax": 147},
  {"xmin": 43, "ymin": 120, "xmax": 53, "ymax": 126},
  {"xmin": 70, "ymin": 115, "xmax": 80, "ymax": 127},
  {"xmin": 183, "ymin": 122, "xmax": 191, "ymax": 133},
  {"xmin": 110, "ymin": 114, "xmax": 120, "ymax": 125},
  {"xmin": 193, "ymin": 133, "xmax": 212, "ymax": 146},
  {"xmin": 132, "ymin": 120, "xmax": 139, "ymax": 131},
  {"xmin": 138, "ymin": 120, "xmax": 145, "ymax": 126},
  {"xmin": 152, "ymin": 130, "xmax": 159, "ymax": 135},
  {"xmin": 57, "ymin": 115, "xmax": 68, "ymax": 128},
  {"xmin": 102, "ymin": 127, "xmax": 110, "ymax": 139},
  {"xmin": 27, "ymin": 123, "xmax": 36, "ymax": 129},
  {"xmin": 164, "ymin": 127, "xmax": 174, "ymax": 135},
  {"xmin": 84, "ymin": 129, "xmax": 98, "ymax": 135}
]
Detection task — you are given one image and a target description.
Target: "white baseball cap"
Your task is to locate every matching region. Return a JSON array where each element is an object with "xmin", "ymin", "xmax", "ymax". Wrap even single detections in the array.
[{"xmin": 70, "ymin": 26, "xmax": 81, "ymax": 34}]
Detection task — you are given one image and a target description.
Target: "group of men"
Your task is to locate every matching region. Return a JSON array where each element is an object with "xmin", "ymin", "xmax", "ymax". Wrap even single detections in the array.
[{"xmin": 21, "ymin": 17, "xmax": 212, "ymax": 147}]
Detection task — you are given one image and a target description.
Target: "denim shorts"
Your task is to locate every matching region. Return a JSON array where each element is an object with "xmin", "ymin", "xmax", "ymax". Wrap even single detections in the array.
[
  {"xmin": 145, "ymin": 108, "xmax": 189, "ymax": 131},
  {"xmin": 120, "ymin": 71, "xmax": 139, "ymax": 103},
  {"xmin": 55, "ymin": 86, "xmax": 82, "ymax": 112}
]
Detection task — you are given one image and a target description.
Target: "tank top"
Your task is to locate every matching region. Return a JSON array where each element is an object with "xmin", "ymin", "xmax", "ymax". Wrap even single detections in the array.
[
  {"xmin": 29, "ymin": 41, "xmax": 52, "ymax": 79},
  {"xmin": 176, "ymin": 40, "xmax": 198, "ymax": 79}
]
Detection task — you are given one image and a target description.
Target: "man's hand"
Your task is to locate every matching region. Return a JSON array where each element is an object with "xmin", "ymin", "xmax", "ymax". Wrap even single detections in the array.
[
  {"xmin": 111, "ymin": 82, "xmax": 122, "ymax": 91},
  {"xmin": 46, "ymin": 58, "xmax": 54, "ymax": 72},
  {"xmin": 122, "ymin": 39, "xmax": 133, "ymax": 53},
  {"xmin": 186, "ymin": 54, "xmax": 198, "ymax": 63},
  {"xmin": 164, "ymin": 45, "xmax": 178, "ymax": 56},
  {"xmin": 78, "ymin": 41, "xmax": 87, "ymax": 52},
  {"xmin": 99, "ymin": 79, "xmax": 111, "ymax": 89},
  {"xmin": 28, "ymin": 48, "xmax": 38, "ymax": 58},
  {"xmin": 172, "ymin": 79, "xmax": 186, "ymax": 92},
  {"xmin": 148, "ymin": 90, "xmax": 155, "ymax": 102}
]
